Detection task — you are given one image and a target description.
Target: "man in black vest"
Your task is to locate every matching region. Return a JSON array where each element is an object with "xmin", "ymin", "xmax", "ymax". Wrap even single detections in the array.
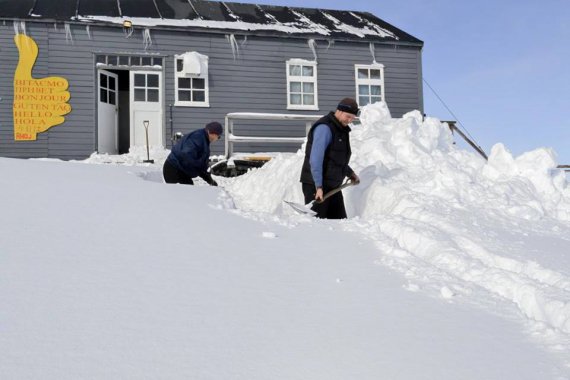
[{"xmin": 299, "ymin": 98, "xmax": 360, "ymax": 219}]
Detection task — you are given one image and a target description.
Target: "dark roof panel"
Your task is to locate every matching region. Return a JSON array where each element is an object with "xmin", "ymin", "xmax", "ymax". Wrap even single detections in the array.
[
  {"xmin": 155, "ymin": 0, "xmax": 198, "ymax": 20},
  {"xmin": 31, "ymin": 0, "xmax": 78, "ymax": 19},
  {"xmin": 119, "ymin": 0, "xmax": 161, "ymax": 18},
  {"xmin": 259, "ymin": 5, "xmax": 301, "ymax": 25},
  {"xmin": 0, "ymin": 0, "xmax": 35, "ymax": 18},
  {"xmin": 78, "ymin": 0, "xmax": 121, "ymax": 18},
  {"xmin": 225, "ymin": 3, "xmax": 268, "ymax": 24},
  {"xmin": 191, "ymin": 1, "xmax": 232, "ymax": 22}
]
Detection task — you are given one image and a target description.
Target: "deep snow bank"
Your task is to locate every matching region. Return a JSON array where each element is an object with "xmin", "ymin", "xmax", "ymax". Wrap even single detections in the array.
[
  {"xmin": 224, "ymin": 102, "xmax": 570, "ymax": 336},
  {"xmin": 226, "ymin": 102, "xmax": 569, "ymax": 222}
]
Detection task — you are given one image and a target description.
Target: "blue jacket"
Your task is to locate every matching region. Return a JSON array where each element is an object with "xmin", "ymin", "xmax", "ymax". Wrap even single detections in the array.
[{"xmin": 166, "ymin": 129, "xmax": 210, "ymax": 178}]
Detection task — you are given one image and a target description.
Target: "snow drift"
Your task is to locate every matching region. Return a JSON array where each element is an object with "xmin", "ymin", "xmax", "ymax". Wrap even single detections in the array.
[{"xmin": 224, "ymin": 102, "xmax": 570, "ymax": 335}]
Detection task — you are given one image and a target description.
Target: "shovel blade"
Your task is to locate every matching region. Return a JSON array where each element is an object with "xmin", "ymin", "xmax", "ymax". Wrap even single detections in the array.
[{"xmin": 283, "ymin": 200, "xmax": 316, "ymax": 216}]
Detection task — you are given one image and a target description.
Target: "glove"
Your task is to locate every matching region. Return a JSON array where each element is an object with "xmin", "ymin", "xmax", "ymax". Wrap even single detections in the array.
[
  {"xmin": 349, "ymin": 172, "xmax": 360, "ymax": 185},
  {"xmin": 200, "ymin": 172, "xmax": 218, "ymax": 186}
]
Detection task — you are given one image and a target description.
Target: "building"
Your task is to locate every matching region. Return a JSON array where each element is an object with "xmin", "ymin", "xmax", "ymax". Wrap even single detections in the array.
[{"xmin": 0, "ymin": 0, "xmax": 423, "ymax": 159}]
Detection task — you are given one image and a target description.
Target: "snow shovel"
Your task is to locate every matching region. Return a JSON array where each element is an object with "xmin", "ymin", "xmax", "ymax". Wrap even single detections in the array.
[{"xmin": 284, "ymin": 180, "xmax": 357, "ymax": 216}]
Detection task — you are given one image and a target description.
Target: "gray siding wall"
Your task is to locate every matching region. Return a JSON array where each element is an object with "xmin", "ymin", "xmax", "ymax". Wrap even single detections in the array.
[{"xmin": 0, "ymin": 21, "xmax": 423, "ymax": 159}]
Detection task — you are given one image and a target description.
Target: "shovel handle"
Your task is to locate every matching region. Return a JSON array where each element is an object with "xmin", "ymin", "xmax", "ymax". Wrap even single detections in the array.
[{"xmin": 315, "ymin": 180, "xmax": 356, "ymax": 204}]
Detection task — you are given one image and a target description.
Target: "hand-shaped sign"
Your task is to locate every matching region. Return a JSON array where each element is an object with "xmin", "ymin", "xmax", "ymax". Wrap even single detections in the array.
[{"xmin": 13, "ymin": 34, "xmax": 71, "ymax": 141}]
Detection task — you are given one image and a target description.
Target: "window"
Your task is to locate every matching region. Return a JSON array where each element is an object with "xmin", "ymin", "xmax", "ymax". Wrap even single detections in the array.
[
  {"xmin": 286, "ymin": 59, "xmax": 318, "ymax": 110},
  {"xmin": 174, "ymin": 52, "xmax": 209, "ymax": 107},
  {"xmin": 133, "ymin": 73, "xmax": 160, "ymax": 103},
  {"xmin": 355, "ymin": 64, "xmax": 385, "ymax": 106}
]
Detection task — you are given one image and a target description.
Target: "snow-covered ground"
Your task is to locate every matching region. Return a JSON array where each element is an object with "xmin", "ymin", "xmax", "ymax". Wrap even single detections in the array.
[{"xmin": 1, "ymin": 102, "xmax": 569, "ymax": 379}]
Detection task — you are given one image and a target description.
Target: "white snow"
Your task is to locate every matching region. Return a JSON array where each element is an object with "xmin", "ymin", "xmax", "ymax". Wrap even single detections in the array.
[
  {"xmin": 1, "ymin": 102, "xmax": 570, "ymax": 379},
  {"xmin": 76, "ymin": 13, "xmax": 398, "ymax": 40}
]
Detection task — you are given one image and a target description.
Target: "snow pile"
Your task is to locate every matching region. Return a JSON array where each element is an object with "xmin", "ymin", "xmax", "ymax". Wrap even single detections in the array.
[{"xmin": 224, "ymin": 101, "xmax": 570, "ymax": 336}]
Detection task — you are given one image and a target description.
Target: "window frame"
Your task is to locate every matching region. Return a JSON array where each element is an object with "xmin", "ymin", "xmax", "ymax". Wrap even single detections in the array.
[
  {"xmin": 174, "ymin": 53, "xmax": 210, "ymax": 107},
  {"xmin": 354, "ymin": 63, "xmax": 385, "ymax": 107},
  {"xmin": 286, "ymin": 59, "xmax": 319, "ymax": 111}
]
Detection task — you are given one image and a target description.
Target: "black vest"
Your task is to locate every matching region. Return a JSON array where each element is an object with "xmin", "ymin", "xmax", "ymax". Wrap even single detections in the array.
[{"xmin": 300, "ymin": 112, "xmax": 352, "ymax": 188}]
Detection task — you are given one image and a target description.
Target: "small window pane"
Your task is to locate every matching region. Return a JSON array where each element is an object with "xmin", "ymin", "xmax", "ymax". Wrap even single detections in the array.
[
  {"xmin": 303, "ymin": 94, "xmax": 314, "ymax": 105},
  {"xmin": 359, "ymin": 96, "xmax": 369, "ymax": 106},
  {"xmin": 134, "ymin": 89, "xmax": 146, "ymax": 101},
  {"xmin": 100, "ymin": 88, "xmax": 108, "ymax": 103},
  {"xmin": 96, "ymin": 55, "xmax": 106, "ymax": 64},
  {"xmin": 178, "ymin": 78, "xmax": 191, "ymax": 89},
  {"xmin": 108, "ymin": 76, "xmax": 116, "ymax": 90},
  {"xmin": 119, "ymin": 56, "xmax": 129, "ymax": 65},
  {"xmin": 193, "ymin": 78, "xmax": 205, "ymax": 89},
  {"xmin": 152, "ymin": 57, "xmax": 162, "ymax": 66},
  {"xmin": 193, "ymin": 91, "xmax": 205, "ymax": 102},
  {"xmin": 107, "ymin": 55, "xmax": 118, "ymax": 65},
  {"xmin": 357, "ymin": 68, "xmax": 368, "ymax": 79},
  {"xmin": 358, "ymin": 85, "xmax": 369, "ymax": 96},
  {"xmin": 179, "ymin": 91, "xmax": 191, "ymax": 101},
  {"xmin": 371, "ymin": 96, "xmax": 382, "ymax": 103},
  {"xmin": 370, "ymin": 69, "xmax": 381, "ymax": 80},
  {"xmin": 134, "ymin": 74, "xmax": 146, "ymax": 87},
  {"xmin": 100, "ymin": 75, "xmax": 107, "ymax": 88},
  {"xmin": 371, "ymin": 85, "xmax": 381, "ymax": 96},
  {"xmin": 109, "ymin": 91, "xmax": 116, "ymax": 105},
  {"xmin": 131, "ymin": 56, "xmax": 141, "ymax": 66},
  {"xmin": 142, "ymin": 57, "xmax": 152, "ymax": 66},
  {"xmin": 176, "ymin": 59, "xmax": 183, "ymax": 72},
  {"xmin": 289, "ymin": 65, "xmax": 302, "ymax": 76},
  {"xmin": 302, "ymin": 66, "xmax": 314, "ymax": 77},
  {"xmin": 302, "ymin": 82, "xmax": 314, "ymax": 93},
  {"xmin": 147, "ymin": 74, "xmax": 159, "ymax": 88},
  {"xmin": 290, "ymin": 94, "xmax": 302, "ymax": 105},
  {"xmin": 147, "ymin": 89, "xmax": 159, "ymax": 102},
  {"xmin": 290, "ymin": 82, "xmax": 301, "ymax": 92}
]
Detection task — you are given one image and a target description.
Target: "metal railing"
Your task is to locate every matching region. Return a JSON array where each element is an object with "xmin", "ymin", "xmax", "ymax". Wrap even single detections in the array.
[
  {"xmin": 224, "ymin": 112, "xmax": 322, "ymax": 158},
  {"xmin": 445, "ymin": 120, "xmax": 568, "ymax": 172}
]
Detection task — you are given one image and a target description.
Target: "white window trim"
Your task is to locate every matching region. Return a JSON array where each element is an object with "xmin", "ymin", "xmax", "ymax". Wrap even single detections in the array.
[
  {"xmin": 174, "ymin": 52, "xmax": 210, "ymax": 107},
  {"xmin": 354, "ymin": 63, "xmax": 385, "ymax": 106},
  {"xmin": 286, "ymin": 59, "xmax": 319, "ymax": 111}
]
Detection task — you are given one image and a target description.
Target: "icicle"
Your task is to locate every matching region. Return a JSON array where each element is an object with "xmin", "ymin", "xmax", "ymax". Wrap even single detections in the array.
[
  {"xmin": 308, "ymin": 39, "xmax": 317, "ymax": 62},
  {"xmin": 65, "ymin": 23, "xmax": 73, "ymax": 44},
  {"xmin": 369, "ymin": 42, "xmax": 377, "ymax": 64},
  {"xmin": 143, "ymin": 28, "xmax": 152, "ymax": 50},
  {"xmin": 14, "ymin": 21, "xmax": 27, "ymax": 36},
  {"xmin": 54, "ymin": 22, "xmax": 57, "ymax": 31},
  {"xmin": 326, "ymin": 39, "xmax": 334, "ymax": 51},
  {"xmin": 124, "ymin": 24, "xmax": 134, "ymax": 38},
  {"xmin": 240, "ymin": 35, "xmax": 248, "ymax": 48},
  {"xmin": 86, "ymin": 25, "xmax": 91, "ymax": 40},
  {"xmin": 226, "ymin": 34, "xmax": 240, "ymax": 60}
]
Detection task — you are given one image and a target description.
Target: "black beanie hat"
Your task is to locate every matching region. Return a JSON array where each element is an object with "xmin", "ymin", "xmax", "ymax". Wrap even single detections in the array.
[
  {"xmin": 337, "ymin": 98, "xmax": 360, "ymax": 116},
  {"xmin": 205, "ymin": 121, "xmax": 223, "ymax": 135}
]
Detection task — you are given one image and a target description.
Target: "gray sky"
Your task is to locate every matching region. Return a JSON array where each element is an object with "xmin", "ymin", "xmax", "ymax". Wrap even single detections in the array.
[{"xmin": 241, "ymin": 0, "xmax": 570, "ymax": 165}]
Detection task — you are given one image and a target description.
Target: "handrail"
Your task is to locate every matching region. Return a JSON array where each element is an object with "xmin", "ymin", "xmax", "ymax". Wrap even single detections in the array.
[
  {"xmin": 444, "ymin": 121, "xmax": 488, "ymax": 160},
  {"xmin": 445, "ymin": 120, "xmax": 568, "ymax": 172},
  {"xmin": 224, "ymin": 112, "xmax": 322, "ymax": 158}
]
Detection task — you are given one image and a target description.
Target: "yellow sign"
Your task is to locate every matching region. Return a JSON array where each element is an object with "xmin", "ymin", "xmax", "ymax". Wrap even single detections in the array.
[{"xmin": 13, "ymin": 34, "xmax": 71, "ymax": 141}]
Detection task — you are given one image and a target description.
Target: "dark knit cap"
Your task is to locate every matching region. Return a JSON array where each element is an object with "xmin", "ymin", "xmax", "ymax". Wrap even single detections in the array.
[
  {"xmin": 337, "ymin": 97, "xmax": 360, "ymax": 116},
  {"xmin": 205, "ymin": 121, "xmax": 223, "ymax": 135}
]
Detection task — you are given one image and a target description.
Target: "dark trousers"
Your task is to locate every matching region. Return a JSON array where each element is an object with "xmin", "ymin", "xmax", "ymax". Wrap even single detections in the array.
[
  {"xmin": 302, "ymin": 183, "xmax": 347, "ymax": 219},
  {"xmin": 163, "ymin": 160, "xmax": 194, "ymax": 185}
]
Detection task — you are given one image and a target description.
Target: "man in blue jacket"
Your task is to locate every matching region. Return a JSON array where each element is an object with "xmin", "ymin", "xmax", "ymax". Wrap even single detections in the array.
[
  {"xmin": 163, "ymin": 121, "xmax": 222, "ymax": 186},
  {"xmin": 299, "ymin": 98, "xmax": 360, "ymax": 219}
]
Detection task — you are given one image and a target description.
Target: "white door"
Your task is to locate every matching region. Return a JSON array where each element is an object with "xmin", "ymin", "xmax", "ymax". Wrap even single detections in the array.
[
  {"xmin": 97, "ymin": 70, "xmax": 119, "ymax": 154},
  {"xmin": 130, "ymin": 71, "xmax": 163, "ymax": 149}
]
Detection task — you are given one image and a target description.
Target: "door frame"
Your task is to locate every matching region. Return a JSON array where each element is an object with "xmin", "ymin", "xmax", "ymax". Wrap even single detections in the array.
[
  {"xmin": 129, "ymin": 70, "xmax": 164, "ymax": 149},
  {"xmin": 97, "ymin": 69, "xmax": 119, "ymax": 154}
]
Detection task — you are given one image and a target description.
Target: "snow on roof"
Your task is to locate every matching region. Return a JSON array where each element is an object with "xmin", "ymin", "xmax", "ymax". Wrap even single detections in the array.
[{"xmin": 0, "ymin": 0, "xmax": 422, "ymax": 44}]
